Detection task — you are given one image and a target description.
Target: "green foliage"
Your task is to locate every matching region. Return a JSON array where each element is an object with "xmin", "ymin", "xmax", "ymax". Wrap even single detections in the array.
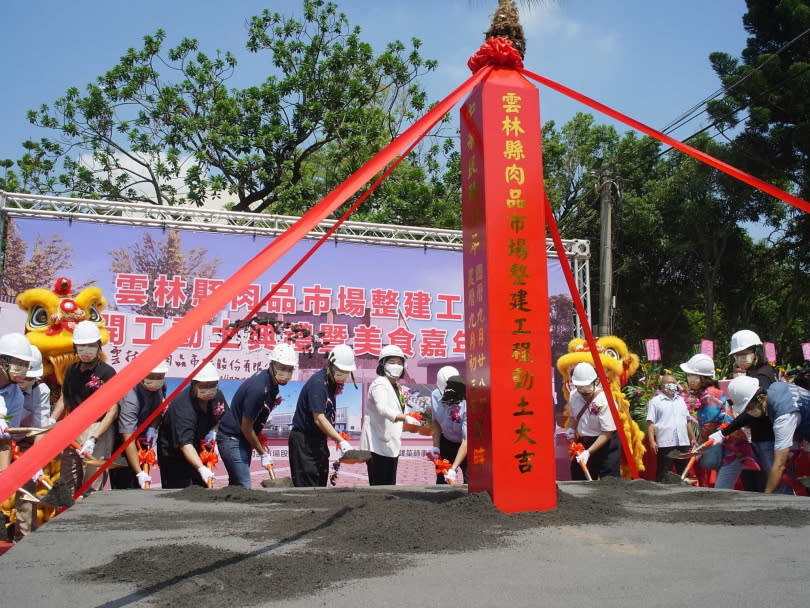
[{"xmin": 8, "ymin": 0, "xmax": 438, "ymax": 215}]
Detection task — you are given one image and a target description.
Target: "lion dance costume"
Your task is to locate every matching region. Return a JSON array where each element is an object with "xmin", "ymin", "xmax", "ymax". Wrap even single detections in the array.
[{"xmin": 556, "ymin": 336, "xmax": 646, "ymax": 478}]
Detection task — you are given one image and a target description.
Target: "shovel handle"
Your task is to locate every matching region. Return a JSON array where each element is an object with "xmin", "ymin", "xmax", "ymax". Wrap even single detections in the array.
[
  {"xmin": 578, "ymin": 459, "xmax": 593, "ymax": 481},
  {"xmin": 681, "ymin": 456, "xmax": 697, "ymax": 480},
  {"xmin": 266, "ymin": 464, "xmax": 276, "ymax": 480}
]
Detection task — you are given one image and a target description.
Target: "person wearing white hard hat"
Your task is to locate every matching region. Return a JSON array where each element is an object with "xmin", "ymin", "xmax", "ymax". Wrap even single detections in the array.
[
  {"xmin": 434, "ymin": 375, "xmax": 468, "ymax": 484},
  {"xmin": 360, "ymin": 345, "xmax": 419, "ymax": 485},
  {"xmin": 680, "ymin": 353, "xmax": 734, "ymax": 487},
  {"xmin": 10, "ymin": 344, "xmax": 52, "ymax": 540},
  {"xmin": 218, "ymin": 342, "xmax": 299, "ymax": 488},
  {"xmin": 566, "ymin": 362, "xmax": 620, "ymax": 480},
  {"xmin": 708, "ymin": 377, "xmax": 810, "ymax": 493},
  {"xmin": 157, "ymin": 361, "xmax": 227, "ymax": 488},
  {"xmin": 722, "ymin": 330, "xmax": 777, "ymax": 492},
  {"xmin": 110, "ymin": 360, "xmax": 170, "ymax": 490},
  {"xmin": 428, "ymin": 366, "xmax": 467, "ymax": 484},
  {"xmin": 59, "ymin": 321, "xmax": 118, "ymax": 499},
  {"xmin": 0, "ymin": 332, "xmax": 34, "ymax": 470},
  {"xmin": 288, "ymin": 344, "xmax": 356, "ymax": 487}
]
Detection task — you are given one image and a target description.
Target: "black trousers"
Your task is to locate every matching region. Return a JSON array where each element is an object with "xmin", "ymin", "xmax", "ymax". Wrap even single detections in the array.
[
  {"xmin": 437, "ymin": 435, "xmax": 467, "ymax": 484},
  {"xmin": 366, "ymin": 452, "xmax": 399, "ymax": 485},
  {"xmin": 655, "ymin": 445, "xmax": 691, "ymax": 482},
  {"xmin": 109, "ymin": 433, "xmax": 138, "ymax": 489},
  {"xmin": 570, "ymin": 433, "xmax": 620, "ymax": 480},
  {"xmin": 288, "ymin": 429, "xmax": 330, "ymax": 487},
  {"xmin": 157, "ymin": 451, "xmax": 206, "ymax": 489}
]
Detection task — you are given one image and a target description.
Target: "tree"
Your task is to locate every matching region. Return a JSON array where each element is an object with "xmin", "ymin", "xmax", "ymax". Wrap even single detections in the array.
[
  {"xmin": 10, "ymin": 0, "xmax": 437, "ymax": 214},
  {"xmin": 108, "ymin": 229, "xmax": 220, "ymax": 317},
  {"xmin": 706, "ymin": 0, "xmax": 810, "ymax": 361},
  {"xmin": 0, "ymin": 218, "xmax": 75, "ymax": 299}
]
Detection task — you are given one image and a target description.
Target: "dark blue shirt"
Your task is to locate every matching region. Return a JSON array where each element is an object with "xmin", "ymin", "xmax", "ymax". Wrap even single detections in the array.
[
  {"xmin": 157, "ymin": 386, "xmax": 226, "ymax": 458},
  {"xmin": 291, "ymin": 368, "xmax": 337, "ymax": 437},
  {"xmin": 218, "ymin": 369, "xmax": 280, "ymax": 437}
]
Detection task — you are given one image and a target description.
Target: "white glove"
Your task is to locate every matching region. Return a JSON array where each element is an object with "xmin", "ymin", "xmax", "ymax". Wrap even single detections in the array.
[
  {"xmin": 565, "ymin": 428, "xmax": 576, "ymax": 441},
  {"xmin": 445, "ymin": 468, "xmax": 457, "ymax": 483},
  {"xmin": 338, "ymin": 439, "xmax": 352, "ymax": 456},
  {"xmin": 576, "ymin": 450, "xmax": 590, "ymax": 466},
  {"xmin": 47, "ymin": 417, "xmax": 57, "ymax": 426},
  {"xmin": 80, "ymin": 437, "xmax": 96, "ymax": 457},
  {"xmin": 197, "ymin": 465, "xmax": 214, "ymax": 485},
  {"xmin": 145, "ymin": 427, "xmax": 157, "ymax": 445},
  {"xmin": 136, "ymin": 471, "xmax": 152, "ymax": 489},
  {"xmin": 0, "ymin": 419, "xmax": 10, "ymax": 440},
  {"xmin": 260, "ymin": 452, "xmax": 274, "ymax": 468},
  {"xmin": 32, "ymin": 469, "xmax": 44, "ymax": 483},
  {"xmin": 427, "ymin": 446, "xmax": 441, "ymax": 461},
  {"xmin": 404, "ymin": 415, "xmax": 422, "ymax": 426},
  {"xmin": 204, "ymin": 430, "xmax": 216, "ymax": 445},
  {"xmin": 708, "ymin": 430, "xmax": 725, "ymax": 446}
]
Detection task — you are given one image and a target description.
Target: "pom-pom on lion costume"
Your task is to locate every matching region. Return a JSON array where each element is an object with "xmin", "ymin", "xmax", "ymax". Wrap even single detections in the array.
[
  {"xmin": 16, "ymin": 277, "xmax": 110, "ymax": 385},
  {"xmin": 556, "ymin": 336, "xmax": 646, "ymax": 477}
]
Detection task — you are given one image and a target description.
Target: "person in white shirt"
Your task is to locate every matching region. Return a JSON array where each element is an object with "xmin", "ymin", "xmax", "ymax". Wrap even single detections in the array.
[
  {"xmin": 360, "ymin": 345, "xmax": 420, "ymax": 485},
  {"xmin": 11, "ymin": 345, "xmax": 52, "ymax": 541},
  {"xmin": 568, "ymin": 362, "xmax": 620, "ymax": 480},
  {"xmin": 646, "ymin": 373, "xmax": 695, "ymax": 482}
]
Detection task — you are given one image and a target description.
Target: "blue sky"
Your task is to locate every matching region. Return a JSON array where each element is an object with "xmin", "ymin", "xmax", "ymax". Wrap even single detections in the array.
[{"xmin": 1, "ymin": 0, "xmax": 750, "ymax": 163}]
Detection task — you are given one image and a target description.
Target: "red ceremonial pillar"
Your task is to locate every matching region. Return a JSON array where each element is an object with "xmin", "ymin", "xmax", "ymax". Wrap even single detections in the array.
[{"xmin": 460, "ymin": 67, "xmax": 556, "ymax": 512}]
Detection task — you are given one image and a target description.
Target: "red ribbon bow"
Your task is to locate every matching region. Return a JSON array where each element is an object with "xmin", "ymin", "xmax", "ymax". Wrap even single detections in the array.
[{"xmin": 468, "ymin": 37, "xmax": 524, "ymax": 73}]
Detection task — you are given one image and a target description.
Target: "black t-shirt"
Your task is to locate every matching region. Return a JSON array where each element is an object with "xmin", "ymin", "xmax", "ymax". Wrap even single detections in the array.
[
  {"xmin": 218, "ymin": 369, "xmax": 280, "ymax": 437},
  {"xmin": 157, "ymin": 386, "xmax": 226, "ymax": 458},
  {"xmin": 62, "ymin": 360, "xmax": 117, "ymax": 422},
  {"xmin": 291, "ymin": 368, "xmax": 338, "ymax": 437}
]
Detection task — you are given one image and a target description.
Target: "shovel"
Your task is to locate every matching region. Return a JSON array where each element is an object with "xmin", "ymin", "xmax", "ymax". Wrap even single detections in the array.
[
  {"xmin": 37, "ymin": 478, "xmax": 75, "ymax": 508},
  {"xmin": 7, "ymin": 426, "xmax": 54, "ymax": 438},
  {"xmin": 338, "ymin": 449, "xmax": 372, "ymax": 465}
]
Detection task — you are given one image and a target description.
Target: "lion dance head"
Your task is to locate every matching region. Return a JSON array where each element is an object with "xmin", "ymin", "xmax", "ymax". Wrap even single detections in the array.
[{"xmin": 16, "ymin": 277, "xmax": 109, "ymax": 384}]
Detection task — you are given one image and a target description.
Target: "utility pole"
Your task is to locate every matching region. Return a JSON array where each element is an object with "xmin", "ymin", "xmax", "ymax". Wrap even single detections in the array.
[{"xmin": 598, "ymin": 164, "xmax": 613, "ymax": 337}]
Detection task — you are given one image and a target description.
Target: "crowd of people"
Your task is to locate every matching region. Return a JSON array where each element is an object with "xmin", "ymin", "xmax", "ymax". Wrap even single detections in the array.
[
  {"xmin": 0, "ymin": 325, "xmax": 468, "ymax": 542},
  {"xmin": 566, "ymin": 329, "xmax": 810, "ymax": 493},
  {"xmin": 5, "ymin": 320, "xmax": 809, "ymax": 544}
]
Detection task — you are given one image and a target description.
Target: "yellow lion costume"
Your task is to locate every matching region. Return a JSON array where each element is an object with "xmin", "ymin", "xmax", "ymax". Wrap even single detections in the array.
[
  {"xmin": 556, "ymin": 336, "xmax": 646, "ymax": 477},
  {"xmin": 16, "ymin": 277, "xmax": 109, "ymax": 385}
]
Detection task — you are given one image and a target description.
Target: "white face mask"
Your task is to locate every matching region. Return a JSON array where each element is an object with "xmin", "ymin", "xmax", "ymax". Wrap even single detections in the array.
[
  {"xmin": 195, "ymin": 387, "xmax": 218, "ymax": 401},
  {"xmin": 142, "ymin": 378, "xmax": 165, "ymax": 392},
  {"xmin": 664, "ymin": 383, "xmax": 679, "ymax": 394},
  {"xmin": 76, "ymin": 344, "xmax": 99, "ymax": 363},
  {"xmin": 333, "ymin": 370, "xmax": 350, "ymax": 384},
  {"xmin": 5, "ymin": 362, "xmax": 30, "ymax": 383},
  {"xmin": 734, "ymin": 352, "xmax": 756, "ymax": 369},
  {"xmin": 385, "ymin": 363, "xmax": 404, "ymax": 379}
]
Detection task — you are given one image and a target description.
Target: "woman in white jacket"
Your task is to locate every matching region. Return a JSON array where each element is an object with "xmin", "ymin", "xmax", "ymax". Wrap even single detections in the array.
[{"xmin": 360, "ymin": 345, "xmax": 420, "ymax": 485}]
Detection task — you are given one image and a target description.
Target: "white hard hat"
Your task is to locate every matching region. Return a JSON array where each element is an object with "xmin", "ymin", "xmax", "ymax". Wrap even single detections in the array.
[
  {"xmin": 436, "ymin": 365, "xmax": 459, "ymax": 393},
  {"xmin": 151, "ymin": 360, "xmax": 169, "ymax": 375},
  {"xmin": 727, "ymin": 376, "xmax": 761, "ymax": 415},
  {"xmin": 72, "ymin": 320, "xmax": 102, "ymax": 345},
  {"xmin": 0, "ymin": 332, "xmax": 34, "ymax": 362},
  {"xmin": 680, "ymin": 354, "xmax": 715, "ymax": 377},
  {"xmin": 729, "ymin": 330, "xmax": 763, "ymax": 356},
  {"xmin": 26, "ymin": 345, "xmax": 44, "ymax": 378},
  {"xmin": 193, "ymin": 362, "xmax": 219, "ymax": 383},
  {"xmin": 378, "ymin": 344, "xmax": 405, "ymax": 361},
  {"xmin": 327, "ymin": 344, "xmax": 356, "ymax": 372},
  {"xmin": 571, "ymin": 362, "xmax": 598, "ymax": 387},
  {"xmin": 270, "ymin": 343, "xmax": 299, "ymax": 367}
]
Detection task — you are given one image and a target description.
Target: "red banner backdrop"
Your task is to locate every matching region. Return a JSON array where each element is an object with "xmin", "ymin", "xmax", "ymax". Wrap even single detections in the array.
[{"xmin": 461, "ymin": 68, "xmax": 556, "ymax": 512}]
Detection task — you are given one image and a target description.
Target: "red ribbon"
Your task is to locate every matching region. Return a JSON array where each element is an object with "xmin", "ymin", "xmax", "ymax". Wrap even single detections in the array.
[{"xmin": 468, "ymin": 37, "xmax": 524, "ymax": 73}]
